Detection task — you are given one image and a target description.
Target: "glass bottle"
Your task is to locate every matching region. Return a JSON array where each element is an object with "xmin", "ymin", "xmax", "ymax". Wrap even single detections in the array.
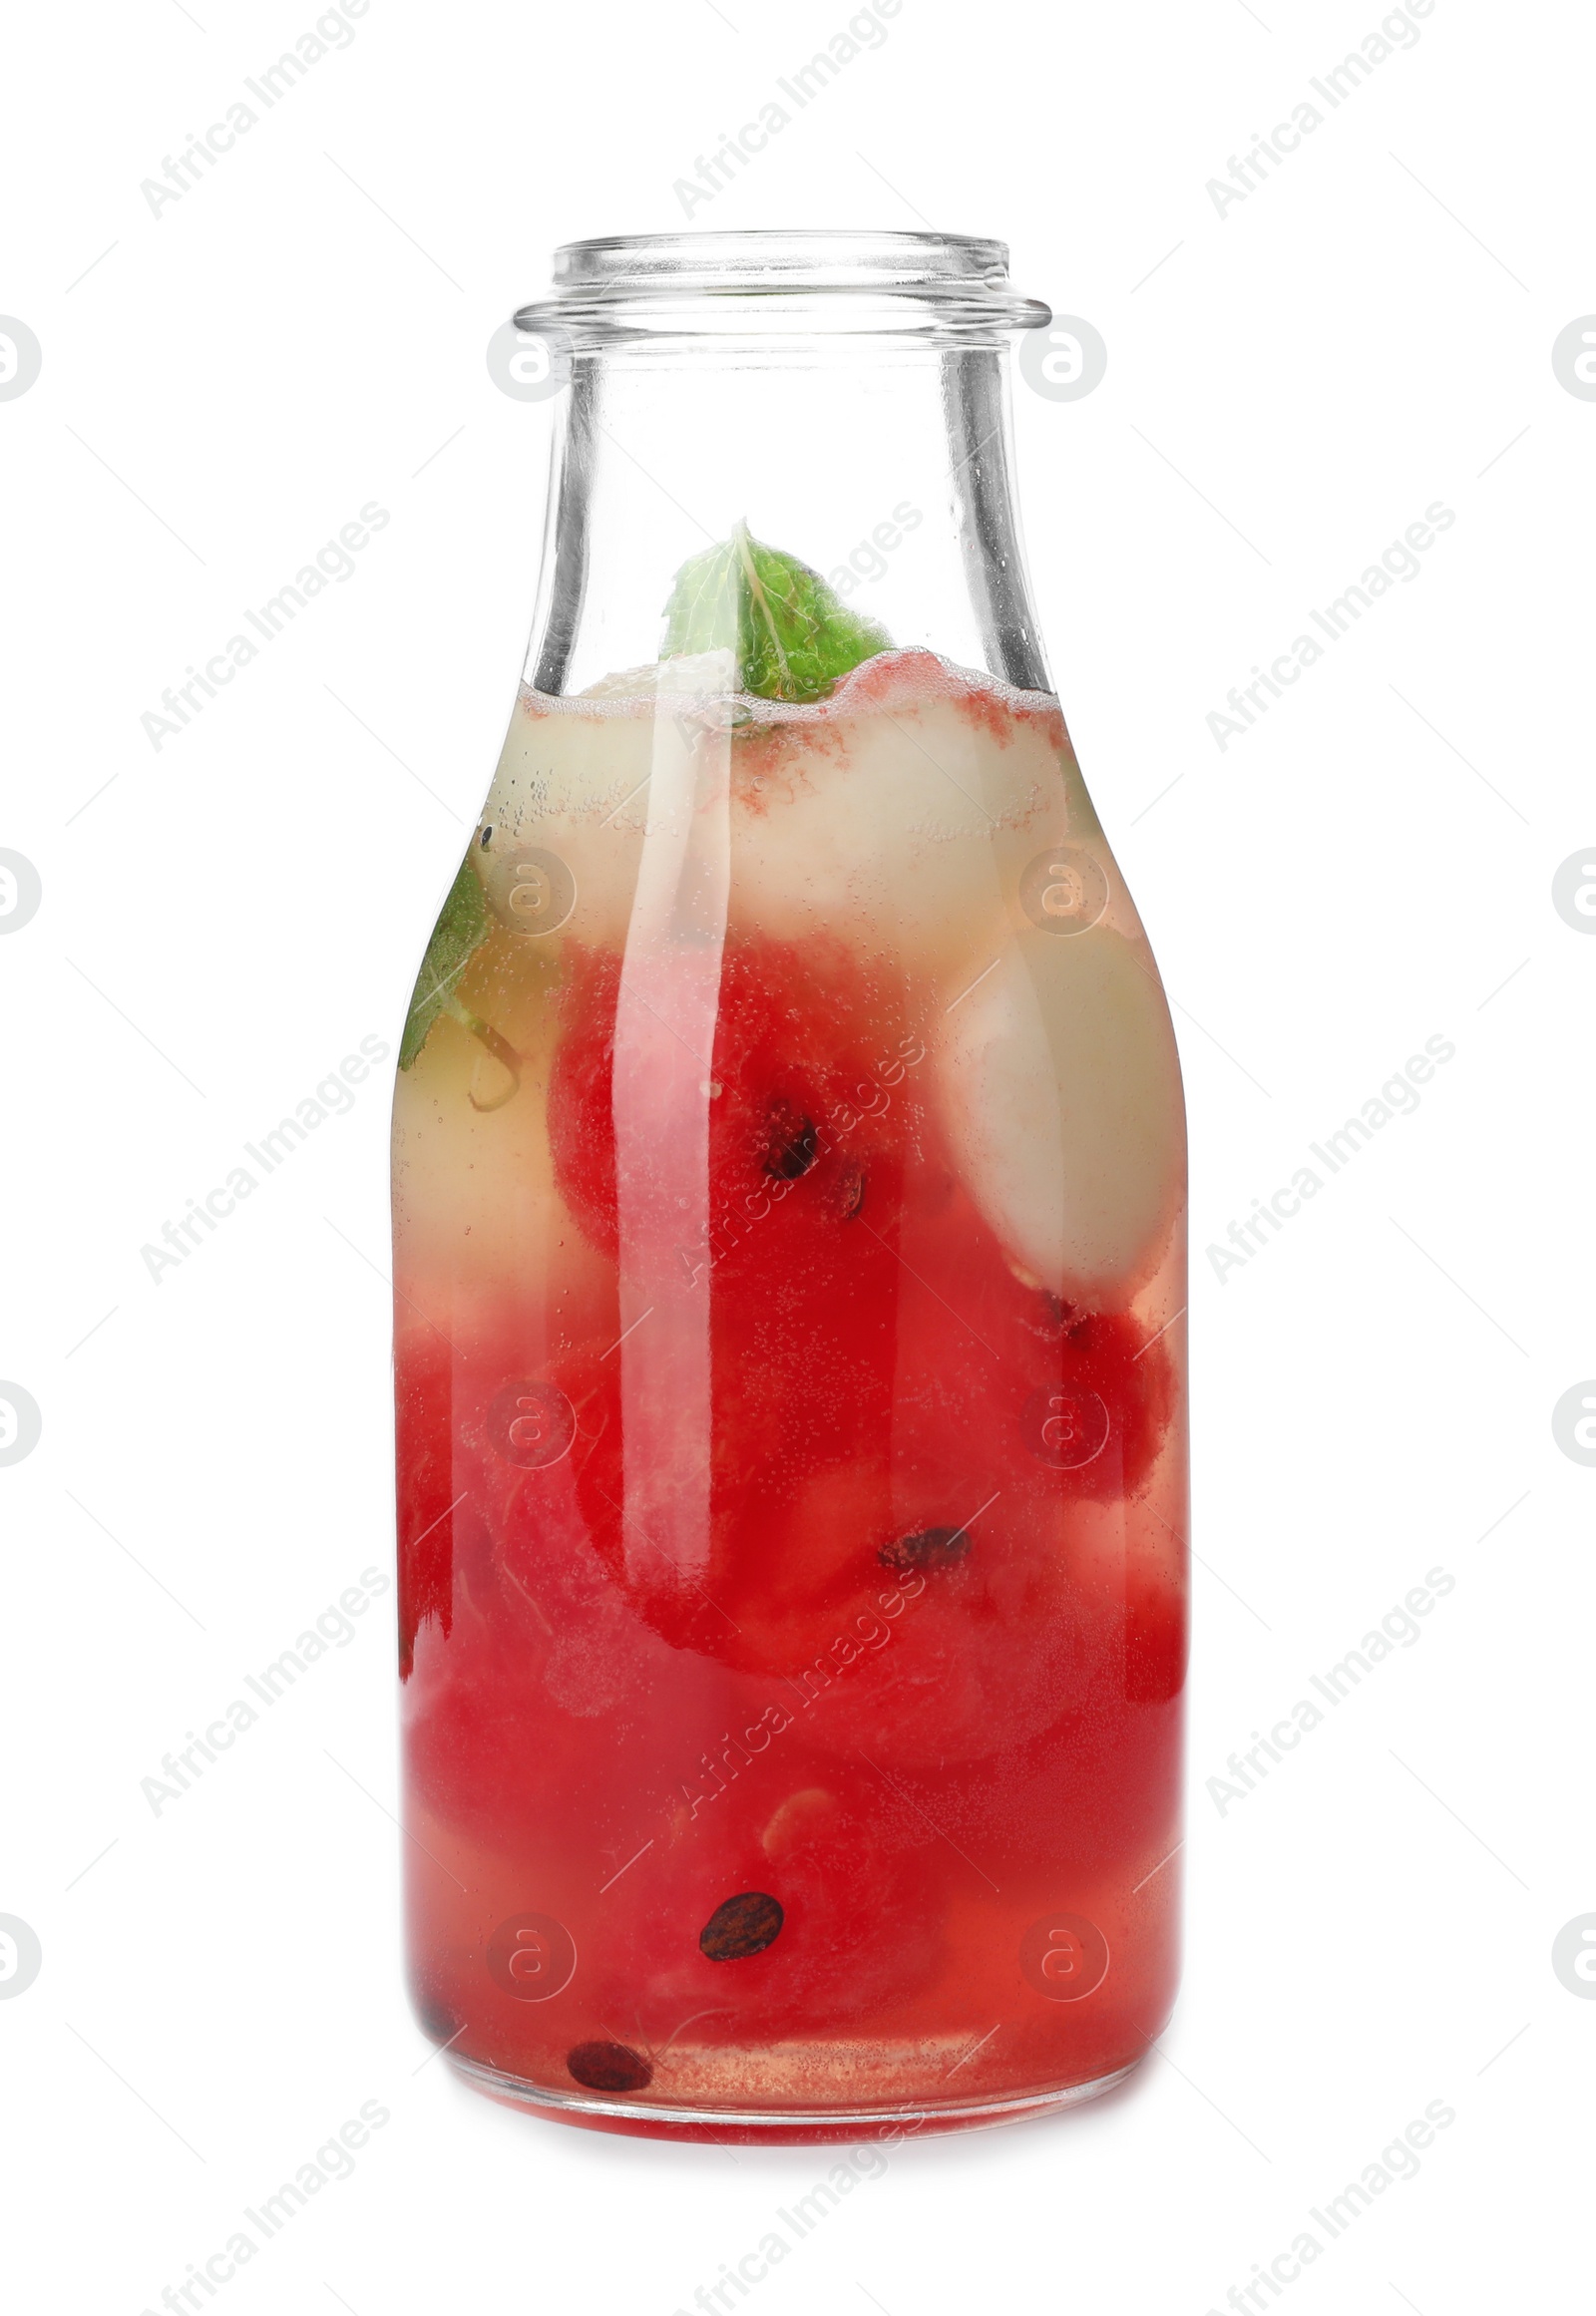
[{"xmin": 391, "ymin": 231, "xmax": 1187, "ymax": 2140}]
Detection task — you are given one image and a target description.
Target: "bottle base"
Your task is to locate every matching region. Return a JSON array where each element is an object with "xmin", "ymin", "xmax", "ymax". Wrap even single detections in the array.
[{"xmin": 446, "ymin": 2049, "xmax": 1140, "ymax": 2143}]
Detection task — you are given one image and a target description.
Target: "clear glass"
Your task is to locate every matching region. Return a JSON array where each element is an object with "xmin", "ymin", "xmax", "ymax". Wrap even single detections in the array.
[{"xmin": 391, "ymin": 231, "xmax": 1188, "ymax": 2141}]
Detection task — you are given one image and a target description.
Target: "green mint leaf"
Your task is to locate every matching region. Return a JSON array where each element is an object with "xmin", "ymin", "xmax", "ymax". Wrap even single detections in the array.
[
  {"xmin": 400, "ymin": 852, "xmax": 490, "ymax": 1070},
  {"xmin": 661, "ymin": 521, "xmax": 891, "ymax": 703}
]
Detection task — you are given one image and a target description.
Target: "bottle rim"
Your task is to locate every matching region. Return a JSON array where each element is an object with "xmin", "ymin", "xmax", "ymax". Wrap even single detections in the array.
[{"xmin": 513, "ymin": 229, "xmax": 1051, "ymax": 341}]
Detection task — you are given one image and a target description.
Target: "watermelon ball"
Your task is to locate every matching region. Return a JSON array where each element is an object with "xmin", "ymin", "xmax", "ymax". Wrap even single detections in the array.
[
  {"xmin": 547, "ymin": 935, "xmax": 926, "ymax": 1279},
  {"xmin": 588, "ymin": 1771, "xmax": 944, "ymax": 2046}
]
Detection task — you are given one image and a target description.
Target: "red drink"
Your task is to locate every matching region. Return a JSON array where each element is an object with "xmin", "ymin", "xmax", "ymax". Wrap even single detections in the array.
[{"xmin": 393, "ymin": 631, "xmax": 1186, "ymax": 2136}]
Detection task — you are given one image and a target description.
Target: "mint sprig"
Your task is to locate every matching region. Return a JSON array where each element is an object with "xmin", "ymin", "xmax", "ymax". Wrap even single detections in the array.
[
  {"xmin": 399, "ymin": 853, "xmax": 490, "ymax": 1071},
  {"xmin": 661, "ymin": 521, "xmax": 891, "ymax": 703}
]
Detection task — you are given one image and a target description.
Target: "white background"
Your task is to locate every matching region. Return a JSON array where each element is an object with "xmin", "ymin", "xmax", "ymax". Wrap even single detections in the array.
[{"xmin": 2, "ymin": 0, "xmax": 1590, "ymax": 2309}]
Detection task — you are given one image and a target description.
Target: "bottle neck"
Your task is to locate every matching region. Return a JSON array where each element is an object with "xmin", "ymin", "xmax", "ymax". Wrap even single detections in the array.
[{"xmin": 524, "ymin": 337, "xmax": 1050, "ymax": 699}]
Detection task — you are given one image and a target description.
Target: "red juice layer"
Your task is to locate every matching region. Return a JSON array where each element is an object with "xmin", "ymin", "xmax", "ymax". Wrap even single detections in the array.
[{"xmin": 395, "ymin": 926, "xmax": 1185, "ymax": 2115}]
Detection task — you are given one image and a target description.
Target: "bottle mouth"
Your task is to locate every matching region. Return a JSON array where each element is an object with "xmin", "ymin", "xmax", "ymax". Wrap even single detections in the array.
[{"xmin": 514, "ymin": 230, "xmax": 1051, "ymax": 343}]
